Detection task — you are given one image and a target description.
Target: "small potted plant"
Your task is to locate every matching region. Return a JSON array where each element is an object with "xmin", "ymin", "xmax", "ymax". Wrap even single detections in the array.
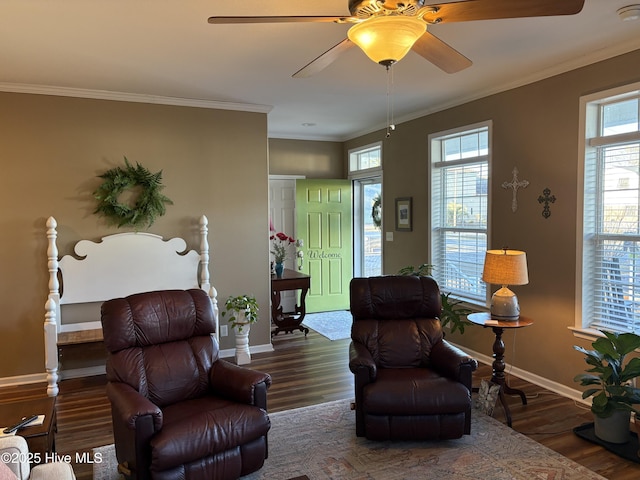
[
  {"xmin": 574, "ymin": 331, "xmax": 640, "ymax": 444},
  {"xmin": 222, "ymin": 295, "xmax": 259, "ymax": 365},
  {"xmin": 222, "ymin": 294, "xmax": 259, "ymax": 332}
]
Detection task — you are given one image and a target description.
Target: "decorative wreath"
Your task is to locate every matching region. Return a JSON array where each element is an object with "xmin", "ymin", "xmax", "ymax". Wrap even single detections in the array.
[
  {"xmin": 371, "ymin": 193, "xmax": 382, "ymax": 229},
  {"xmin": 93, "ymin": 157, "xmax": 173, "ymax": 229}
]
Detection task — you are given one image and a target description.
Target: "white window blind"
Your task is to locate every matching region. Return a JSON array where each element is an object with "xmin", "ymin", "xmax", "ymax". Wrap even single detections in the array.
[
  {"xmin": 581, "ymin": 91, "xmax": 640, "ymax": 333},
  {"xmin": 430, "ymin": 124, "xmax": 489, "ymax": 304}
]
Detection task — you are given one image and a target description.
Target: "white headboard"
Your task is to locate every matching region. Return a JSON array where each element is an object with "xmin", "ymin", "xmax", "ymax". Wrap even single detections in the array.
[{"xmin": 44, "ymin": 215, "xmax": 217, "ymax": 396}]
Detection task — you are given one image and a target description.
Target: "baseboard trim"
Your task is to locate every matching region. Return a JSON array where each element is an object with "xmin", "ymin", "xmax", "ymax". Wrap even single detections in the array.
[
  {"xmin": 220, "ymin": 343, "xmax": 274, "ymax": 359},
  {"xmin": 454, "ymin": 343, "xmax": 590, "ymax": 407},
  {"xmin": 60, "ymin": 365, "xmax": 106, "ymax": 380},
  {"xmin": 0, "ymin": 372, "xmax": 47, "ymax": 388}
]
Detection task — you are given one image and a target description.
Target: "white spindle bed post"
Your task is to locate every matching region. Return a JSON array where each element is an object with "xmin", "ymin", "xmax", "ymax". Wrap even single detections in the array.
[
  {"xmin": 45, "ymin": 217, "xmax": 60, "ymax": 397},
  {"xmin": 200, "ymin": 215, "xmax": 219, "ymax": 341}
]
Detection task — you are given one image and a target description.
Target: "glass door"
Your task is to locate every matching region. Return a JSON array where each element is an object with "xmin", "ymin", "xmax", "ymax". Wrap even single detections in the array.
[{"xmin": 354, "ymin": 178, "xmax": 382, "ymax": 277}]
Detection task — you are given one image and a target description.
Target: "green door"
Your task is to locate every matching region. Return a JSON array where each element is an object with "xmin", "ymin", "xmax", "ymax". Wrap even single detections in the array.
[{"xmin": 296, "ymin": 179, "xmax": 352, "ymax": 313}]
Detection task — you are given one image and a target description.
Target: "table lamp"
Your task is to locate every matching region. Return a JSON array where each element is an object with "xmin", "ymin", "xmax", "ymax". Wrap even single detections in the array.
[{"xmin": 482, "ymin": 249, "xmax": 529, "ymax": 320}]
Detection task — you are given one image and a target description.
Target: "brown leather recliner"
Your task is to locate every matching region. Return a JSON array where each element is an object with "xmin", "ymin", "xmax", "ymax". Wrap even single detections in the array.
[
  {"xmin": 101, "ymin": 289, "xmax": 272, "ymax": 480},
  {"xmin": 349, "ymin": 275, "xmax": 478, "ymax": 441}
]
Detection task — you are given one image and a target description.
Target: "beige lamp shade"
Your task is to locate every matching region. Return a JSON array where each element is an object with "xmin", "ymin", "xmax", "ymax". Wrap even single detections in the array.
[
  {"xmin": 482, "ymin": 249, "xmax": 529, "ymax": 286},
  {"xmin": 347, "ymin": 16, "xmax": 426, "ymax": 66}
]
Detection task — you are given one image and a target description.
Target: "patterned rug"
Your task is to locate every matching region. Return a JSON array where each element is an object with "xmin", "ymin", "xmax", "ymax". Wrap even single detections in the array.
[
  {"xmin": 94, "ymin": 400, "xmax": 606, "ymax": 480},
  {"xmin": 301, "ymin": 310, "xmax": 352, "ymax": 340}
]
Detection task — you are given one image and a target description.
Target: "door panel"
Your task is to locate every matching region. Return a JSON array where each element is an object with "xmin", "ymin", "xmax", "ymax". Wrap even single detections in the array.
[
  {"xmin": 297, "ymin": 179, "xmax": 352, "ymax": 312},
  {"xmin": 308, "ymin": 212, "xmax": 322, "ymax": 249},
  {"xmin": 269, "ymin": 179, "xmax": 296, "ymax": 237},
  {"xmin": 328, "ymin": 212, "xmax": 343, "ymax": 248},
  {"xmin": 328, "ymin": 259, "xmax": 343, "ymax": 295}
]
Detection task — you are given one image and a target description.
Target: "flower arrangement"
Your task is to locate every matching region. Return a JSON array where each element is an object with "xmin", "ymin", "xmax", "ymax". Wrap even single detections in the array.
[{"xmin": 270, "ymin": 231, "xmax": 302, "ymax": 263}]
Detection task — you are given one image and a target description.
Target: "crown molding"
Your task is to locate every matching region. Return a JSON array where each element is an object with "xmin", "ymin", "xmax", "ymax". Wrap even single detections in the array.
[
  {"xmin": 0, "ymin": 83, "xmax": 273, "ymax": 114},
  {"xmin": 345, "ymin": 41, "xmax": 640, "ymax": 142}
]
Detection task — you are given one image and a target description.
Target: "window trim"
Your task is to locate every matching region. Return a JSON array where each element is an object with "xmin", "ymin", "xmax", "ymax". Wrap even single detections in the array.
[{"xmin": 574, "ymin": 81, "xmax": 640, "ymax": 340}]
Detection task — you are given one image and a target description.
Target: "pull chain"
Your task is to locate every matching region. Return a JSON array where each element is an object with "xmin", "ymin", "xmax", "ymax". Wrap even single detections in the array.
[{"xmin": 386, "ymin": 64, "xmax": 396, "ymax": 138}]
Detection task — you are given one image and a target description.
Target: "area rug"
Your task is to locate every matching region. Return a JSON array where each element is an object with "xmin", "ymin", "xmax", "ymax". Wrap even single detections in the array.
[
  {"xmin": 301, "ymin": 310, "xmax": 352, "ymax": 340},
  {"xmin": 94, "ymin": 400, "xmax": 606, "ymax": 480}
]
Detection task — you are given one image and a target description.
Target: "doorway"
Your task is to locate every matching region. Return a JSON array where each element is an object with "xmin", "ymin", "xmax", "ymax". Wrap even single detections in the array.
[
  {"xmin": 296, "ymin": 179, "xmax": 353, "ymax": 313},
  {"xmin": 269, "ymin": 175, "xmax": 304, "ymax": 314},
  {"xmin": 268, "ymin": 174, "xmax": 380, "ymax": 314},
  {"xmin": 353, "ymin": 178, "xmax": 382, "ymax": 278}
]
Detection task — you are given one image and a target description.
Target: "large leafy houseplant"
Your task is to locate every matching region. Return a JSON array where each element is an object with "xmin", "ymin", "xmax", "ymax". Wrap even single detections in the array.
[
  {"xmin": 398, "ymin": 263, "xmax": 472, "ymax": 334},
  {"xmin": 574, "ymin": 331, "xmax": 640, "ymax": 418},
  {"xmin": 222, "ymin": 295, "xmax": 259, "ymax": 332}
]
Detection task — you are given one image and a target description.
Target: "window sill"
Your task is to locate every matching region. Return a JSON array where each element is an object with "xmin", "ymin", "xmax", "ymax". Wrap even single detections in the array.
[{"xmin": 568, "ymin": 326, "xmax": 606, "ymax": 342}]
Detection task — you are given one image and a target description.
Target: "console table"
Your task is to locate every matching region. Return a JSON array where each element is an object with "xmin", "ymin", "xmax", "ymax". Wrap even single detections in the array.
[
  {"xmin": 271, "ymin": 269, "xmax": 311, "ymax": 336},
  {"xmin": 467, "ymin": 312, "xmax": 533, "ymax": 427}
]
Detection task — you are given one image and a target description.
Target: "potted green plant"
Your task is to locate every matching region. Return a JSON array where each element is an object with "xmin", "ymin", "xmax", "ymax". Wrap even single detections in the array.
[
  {"xmin": 574, "ymin": 331, "xmax": 640, "ymax": 444},
  {"xmin": 440, "ymin": 292, "xmax": 473, "ymax": 335},
  {"xmin": 222, "ymin": 295, "xmax": 259, "ymax": 332},
  {"xmin": 398, "ymin": 264, "xmax": 472, "ymax": 334},
  {"xmin": 222, "ymin": 295, "xmax": 259, "ymax": 365}
]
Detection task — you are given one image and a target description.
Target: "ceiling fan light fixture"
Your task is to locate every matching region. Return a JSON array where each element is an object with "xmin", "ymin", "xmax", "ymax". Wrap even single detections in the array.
[
  {"xmin": 618, "ymin": 5, "xmax": 640, "ymax": 21},
  {"xmin": 347, "ymin": 16, "xmax": 425, "ymax": 66}
]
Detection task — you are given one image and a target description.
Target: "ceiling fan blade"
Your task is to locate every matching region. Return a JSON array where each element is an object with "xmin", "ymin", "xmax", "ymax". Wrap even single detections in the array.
[
  {"xmin": 292, "ymin": 39, "xmax": 354, "ymax": 78},
  {"xmin": 411, "ymin": 32, "xmax": 472, "ymax": 74},
  {"xmin": 425, "ymin": 0, "xmax": 585, "ymax": 23},
  {"xmin": 208, "ymin": 16, "xmax": 349, "ymax": 24}
]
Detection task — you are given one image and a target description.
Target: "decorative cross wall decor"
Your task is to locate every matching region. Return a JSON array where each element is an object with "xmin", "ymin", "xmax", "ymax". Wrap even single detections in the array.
[
  {"xmin": 501, "ymin": 167, "xmax": 529, "ymax": 213},
  {"xmin": 537, "ymin": 187, "xmax": 556, "ymax": 219}
]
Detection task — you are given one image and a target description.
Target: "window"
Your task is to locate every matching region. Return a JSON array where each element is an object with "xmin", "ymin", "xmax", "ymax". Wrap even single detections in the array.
[
  {"xmin": 349, "ymin": 143, "xmax": 383, "ymax": 278},
  {"xmin": 429, "ymin": 122, "xmax": 490, "ymax": 304},
  {"xmin": 578, "ymin": 84, "xmax": 640, "ymax": 334},
  {"xmin": 349, "ymin": 142, "xmax": 382, "ymax": 174}
]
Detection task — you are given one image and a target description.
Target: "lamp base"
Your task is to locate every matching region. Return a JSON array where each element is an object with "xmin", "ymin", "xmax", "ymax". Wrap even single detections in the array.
[{"xmin": 490, "ymin": 287, "xmax": 520, "ymax": 320}]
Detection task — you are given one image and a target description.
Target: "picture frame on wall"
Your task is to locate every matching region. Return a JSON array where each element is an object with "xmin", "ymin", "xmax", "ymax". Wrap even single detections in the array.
[{"xmin": 395, "ymin": 197, "xmax": 412, "ymax": 232}]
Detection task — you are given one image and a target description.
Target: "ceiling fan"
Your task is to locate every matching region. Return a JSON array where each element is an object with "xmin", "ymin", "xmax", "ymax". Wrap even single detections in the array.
[{"xmin": 208, "ymin": 0, "xmax": 586, "ymax": 78}]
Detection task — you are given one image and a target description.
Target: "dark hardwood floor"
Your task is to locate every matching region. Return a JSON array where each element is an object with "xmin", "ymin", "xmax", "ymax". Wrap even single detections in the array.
[{"xmin": 3, "ymin": 331, "xmax": 640, "ymax": 479}]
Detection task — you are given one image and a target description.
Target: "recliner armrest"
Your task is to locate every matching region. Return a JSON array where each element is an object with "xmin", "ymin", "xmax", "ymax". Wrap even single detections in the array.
[
  {"xmin": 210, "ymin": 359, "xmax": 272, "ymax": 408},
  {"xmin": 348, "ymin": 341, "xmax": 377, "ymax": 380},
  {"xmin": 106, "ymin": 382, "xmax": 163, "ymax": 431},
  {"xmin": 430, "ymin": 339, "xmax": 478, "ymax": 389},
  {"xmin": 107, "ymin": 383, "xmax": 162, "ymax": 480}
]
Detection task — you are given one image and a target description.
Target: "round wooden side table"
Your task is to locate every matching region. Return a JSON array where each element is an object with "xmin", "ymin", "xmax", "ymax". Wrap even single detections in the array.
[{"xmin": 467, "ymin": 312, "xmax": 533, "ymax": 427}]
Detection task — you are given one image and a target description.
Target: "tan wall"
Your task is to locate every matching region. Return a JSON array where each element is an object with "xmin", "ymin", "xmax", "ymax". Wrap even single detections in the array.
[
  {"xmin": 269, "ymin": 138, "xmax": 345, "ymax": 178},
  {"xmin": 4, "ymin": 47, "xmax": 639, "ymax": 393},
  {"xmin": 344, "ymin": 48, "xmax": 640, "ymax": 392},
  {"xmin": 0, "ymin": 92, "xmax": 270, "ymax": 379}
]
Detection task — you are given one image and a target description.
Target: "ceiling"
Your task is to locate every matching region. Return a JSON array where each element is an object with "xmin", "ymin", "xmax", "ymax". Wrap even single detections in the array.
[{"xmin": 1, "ymin": 1, "xmax": 639, "ymax": 141}]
